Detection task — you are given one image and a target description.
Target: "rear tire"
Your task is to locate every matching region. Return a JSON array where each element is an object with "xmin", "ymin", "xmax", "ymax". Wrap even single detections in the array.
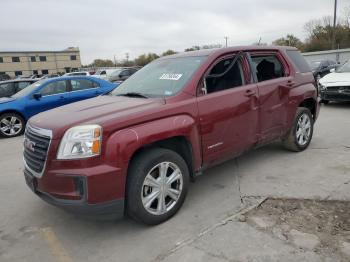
[
  {"xmin": 282, "ymin": 107, "xmax": 314, "ymax": 152},
  {"xmin": 0, "ymin": 113, "xmax": 25, "ymax": 138},
  {"xmin": 126, "ymin": 148, "xmax": 190, "ymax": 225},
  {"xmin": 321, "ymin": 100, "xmax": 329, "ymax": 105}
]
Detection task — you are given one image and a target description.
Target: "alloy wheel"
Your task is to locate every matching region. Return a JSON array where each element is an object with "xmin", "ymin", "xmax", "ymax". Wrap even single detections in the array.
[
  {"xmin": 296, "ymin": 113, "xmax": 311, "ymax": 146},
  {"xmin": 0, "ymin": 116, "xmax": 23, "ymax": 136},
  {"xmin": 141, "ymin": 162, "xmax": 183, "ymax": 216}
]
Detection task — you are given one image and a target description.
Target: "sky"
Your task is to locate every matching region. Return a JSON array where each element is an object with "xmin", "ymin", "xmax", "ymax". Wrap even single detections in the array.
[{"xmin": 1, "ymin": 0, "xmax": 349, "ymax": 64}]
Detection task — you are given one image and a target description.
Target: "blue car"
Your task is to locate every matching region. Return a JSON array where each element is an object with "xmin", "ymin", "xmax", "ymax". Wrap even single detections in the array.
[{"xmin": 0, "ymin": 76, "xmax": 118, "ymax": 137}]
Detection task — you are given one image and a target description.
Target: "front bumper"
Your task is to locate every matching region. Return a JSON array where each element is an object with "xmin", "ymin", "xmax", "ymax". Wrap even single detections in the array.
[
  {"xmin": 24, "ymin": 168, "xmax": 125, "ymax": 219},
  {"xmin": 320, "ymin": 90, "xmax": 350, "ymax": 102}
]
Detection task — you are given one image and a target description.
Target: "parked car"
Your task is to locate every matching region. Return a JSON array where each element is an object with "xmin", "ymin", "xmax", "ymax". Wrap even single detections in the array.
[
  {"xmin": 107, "ymin": 68, "xmax": 139, "ymax": 83},
  {"xmin": 23, "ymin": 46, "xmax": 320, "ymax": 224},
  {"xmin": 40, "ymin": 74, "xmax": 60, "ymax": 80},
  {"xmin": 17, "ymin": 75, "xmax": 40, "ymax": 79},
  {"xmin": 319, "ymin": 60, "xmax": 350, "ymax": 104},
  {"xmin": 0, "ymin": 74, "xmax": 11, "ymax": 81},
  {"xmin": 0, "ymin": 76, "xmax": 117, "ymax": 137},
  {"xmin": 309, "ymin": 59, "xmax": 337, "ymax": 79},
  {"xmin": 0, "ymin": 79, "xmax": 38, "ymax": 98},
  {"xmin": 92, "ymin": 68, "xmax": 119, "ymax": 80},
  {"xmin": 64, "ymin": 71, "xmax": 91, "ymax": 77}
]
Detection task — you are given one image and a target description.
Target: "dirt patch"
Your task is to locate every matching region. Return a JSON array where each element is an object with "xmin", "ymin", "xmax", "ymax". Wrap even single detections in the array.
[{"xmin": 245, "ymin": 199, "xmax": 350, "ymax": 259}]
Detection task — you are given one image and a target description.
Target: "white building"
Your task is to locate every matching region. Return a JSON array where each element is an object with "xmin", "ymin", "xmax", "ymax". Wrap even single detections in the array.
[{"xmin": 0, "ymin": 47, "xmax": 81, "ymax": 78}]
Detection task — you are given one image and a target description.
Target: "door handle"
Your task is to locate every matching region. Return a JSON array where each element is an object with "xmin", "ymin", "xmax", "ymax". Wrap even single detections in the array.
[{"xmin": 244, "ymin": 89, "xmax": 256, "ymax": 97}]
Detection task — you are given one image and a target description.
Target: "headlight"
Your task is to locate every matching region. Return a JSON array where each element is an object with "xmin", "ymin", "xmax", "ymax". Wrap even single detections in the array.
[{"xmin": 57, "ymin": 125, "xmax": 102, "ymax": 160}]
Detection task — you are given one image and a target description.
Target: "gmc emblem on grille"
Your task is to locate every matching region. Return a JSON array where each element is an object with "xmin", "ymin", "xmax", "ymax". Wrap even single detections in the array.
[{"xmin": 24, "ymin": 138, "xmax": 36, "ymax": 152}]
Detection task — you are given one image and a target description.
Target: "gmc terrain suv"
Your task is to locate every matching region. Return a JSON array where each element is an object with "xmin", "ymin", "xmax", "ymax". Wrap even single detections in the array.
[{"xmin": 23, "ymin": 46, "xmax": 320, "ymax": 225}]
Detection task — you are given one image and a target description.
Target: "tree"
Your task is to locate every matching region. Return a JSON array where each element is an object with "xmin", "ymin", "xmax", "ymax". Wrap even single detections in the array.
[
  {"xmin": 201, "ymin": 44, "xmax": 222, "ymax": 49},
  {"xmin": 91, "ymin": 59, "xmax": 114, "ymax": 67},
  {"xmin": 273, "ymin": 34, "xmax": 304, "ymax": 50},
  {"xmin": 184, "ymin": 44, "xmax": 222, "ymax": 52},
  {"xmin": 134, "ymin": 53, "xmax": 159, "ymax": 66},
  {"xmin": 184, "ymin": 46, "xmax": 200, "ymax": 52},
  {"xmin": 117, "ymin": 60, "xmax": 135, "ymax": 67},
  {"xmin": 162, "ymin": 50, "xmax": 177, "ymax": 56},
  {"xmin": 303, "ymin": 16, "xmax": 350, "ymax": 52},
  {"xmin": 252, "ymin": 41, "xmax": 267, "ymax": 46}
]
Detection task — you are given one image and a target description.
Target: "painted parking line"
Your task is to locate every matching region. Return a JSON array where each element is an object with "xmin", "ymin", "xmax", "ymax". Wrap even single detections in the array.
[{"xmin": 40, "ymin": 227, "xmax": 73, "ymax": 262}]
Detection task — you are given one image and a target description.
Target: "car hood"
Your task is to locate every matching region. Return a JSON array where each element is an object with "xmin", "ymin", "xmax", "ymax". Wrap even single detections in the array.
[
  {"xmin": 29, "ymin": 95, "xmax": 165, "ymax": 139},
  {"xmin": 319, "ymin": 72, "xmax": 350, "ymax": 86},
  {"xmin": 0, "ymin": 97, "xmax": 16, "ymax": 104}
]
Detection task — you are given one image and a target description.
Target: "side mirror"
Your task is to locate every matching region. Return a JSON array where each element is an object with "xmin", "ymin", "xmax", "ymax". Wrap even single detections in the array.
[
  {"xmin": 330, "ymin": 68, "xmax": 336, "ymax": 73},
  {"xmin": 33, "ymin": 93, "xmax": 42, "ymax": 100}
]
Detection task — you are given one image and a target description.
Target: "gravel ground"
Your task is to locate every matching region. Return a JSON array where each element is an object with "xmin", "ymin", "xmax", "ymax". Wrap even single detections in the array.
[{"xmin": 246, "ymin": 198, "xmax": 350, "ymax": 260}]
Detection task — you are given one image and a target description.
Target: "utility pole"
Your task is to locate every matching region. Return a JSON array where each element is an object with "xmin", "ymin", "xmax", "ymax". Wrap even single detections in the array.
[
  {"xmin": 224, "ymin": 36, "xmax": 228, "ymax": 47},
  {"xmin": 332, "ymin": 0, "xmax": 338, "ymax": 50},
  {"xmin": 258, "ymin": 37, "xmax": 262, "ymax": 45},
  {"xmin": 113, "ymin": 55, "xmax": 117, "ymax": 67}
]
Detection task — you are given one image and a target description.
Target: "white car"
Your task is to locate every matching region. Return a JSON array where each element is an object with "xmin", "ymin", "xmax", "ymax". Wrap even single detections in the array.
[
  {"xmin": 319, "ymin": 61, "xmax": 350, "ymax": 104},
  {"xmin": 92, "ymin": 69, "xmax": 120, "ymax": 80},
  {"xmin": 64, "ymin": 71, "xmax": 91, "ymax": 76}
]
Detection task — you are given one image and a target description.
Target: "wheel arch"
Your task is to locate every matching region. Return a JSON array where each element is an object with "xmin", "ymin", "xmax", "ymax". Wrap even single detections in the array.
[
  {"xmin": 128, "ymin": 136, "xmax": 196, "ymax": 181},
  {"xmin": 298, "ymin": 97, "xmax": 317, "ymax": 120},
  {"xmin": 0, "ymin": 110, "xmax": 27, "ymax": 122}
]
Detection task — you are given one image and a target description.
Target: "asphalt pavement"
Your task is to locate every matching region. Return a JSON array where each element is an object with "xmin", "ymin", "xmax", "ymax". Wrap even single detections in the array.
[{"xmin": 0, "ymin": 103, "xmax": 349, "ymax": 262}]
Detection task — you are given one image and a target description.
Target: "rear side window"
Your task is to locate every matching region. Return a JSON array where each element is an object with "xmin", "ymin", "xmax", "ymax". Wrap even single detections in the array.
[
  {"xmin": 17, "ymin": 81, "xmax": 31, "ymax": 90},
  {"xmin": 70, "ymin": 79, "xmax": 99, "ymax": 91},
  {"xmin": 251, "ymin": 55, "xmax": 285, "ymax": 82},
  {"xmin": 286, "ymin": 50, "xmax": 311, "ymax": 73},
  {"xmin": 0, "ymin": 83, "xmax": 14, "ymax": 96},
  {"xmin": 120, "ymin": 70, "xmax": 130, "ymax": 77}
]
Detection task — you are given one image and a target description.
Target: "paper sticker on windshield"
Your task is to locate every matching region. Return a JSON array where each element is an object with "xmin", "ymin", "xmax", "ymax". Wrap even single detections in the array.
[{"xmin": 159, "ymin": 73, "xmax": 182, "ymax": 80}]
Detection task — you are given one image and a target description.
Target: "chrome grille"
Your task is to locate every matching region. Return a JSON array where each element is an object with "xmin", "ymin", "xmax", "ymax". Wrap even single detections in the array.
[
  {"xmin": 23, "ymin": 125, "xmax": 52, "ymax": 178},
  {"xmin": 326, "ymin": 86, "xmax": 350, "ymax": 92}
]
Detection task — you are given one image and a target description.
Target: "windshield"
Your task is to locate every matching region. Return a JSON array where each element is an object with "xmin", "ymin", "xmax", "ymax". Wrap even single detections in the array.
[
  {"xmin": 12, "ymin": 80, "xmax": 46, "ymax": 98},
  {"xmin": 309, "ymin": 61, "xmax": 321, "ymax": 70},
  {"xmin": 336, "ymin": 61, "xmax": 350, "ymax": 73},
  {"xmin": 95, "ymin": 70, "xmax": 107, "ymax": 75},
  {"xmin": 110, "ymin": 69, "xmax": 123, "ymax": 76},
  {"xmin": 111, "ymin": 56, "xmax": 206, "ymax": 97}
]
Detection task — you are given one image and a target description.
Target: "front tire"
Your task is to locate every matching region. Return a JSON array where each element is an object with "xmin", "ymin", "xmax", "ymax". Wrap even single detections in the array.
[
  {"xmin": 283, "ymin": 107, "xmax": 314, "ymax": 152},
  {"xmin": 0, "ymin": 113, "xmax": 25, "ymax": 138},
  {"xmin": 126, "ymin": 148, "xmax": 190, "ymax": 225}
]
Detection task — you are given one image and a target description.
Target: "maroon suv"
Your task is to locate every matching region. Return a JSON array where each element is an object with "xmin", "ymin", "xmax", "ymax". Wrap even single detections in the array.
[{"xmin": 23, "ymin": 46, "xmax": 320, "ymax": 224}]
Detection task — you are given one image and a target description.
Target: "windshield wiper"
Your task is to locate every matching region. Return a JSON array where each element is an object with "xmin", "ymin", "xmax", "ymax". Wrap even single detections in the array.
[{"xmin": 116, "ymin": 92, "xmax": 149, "ymax": 98}]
